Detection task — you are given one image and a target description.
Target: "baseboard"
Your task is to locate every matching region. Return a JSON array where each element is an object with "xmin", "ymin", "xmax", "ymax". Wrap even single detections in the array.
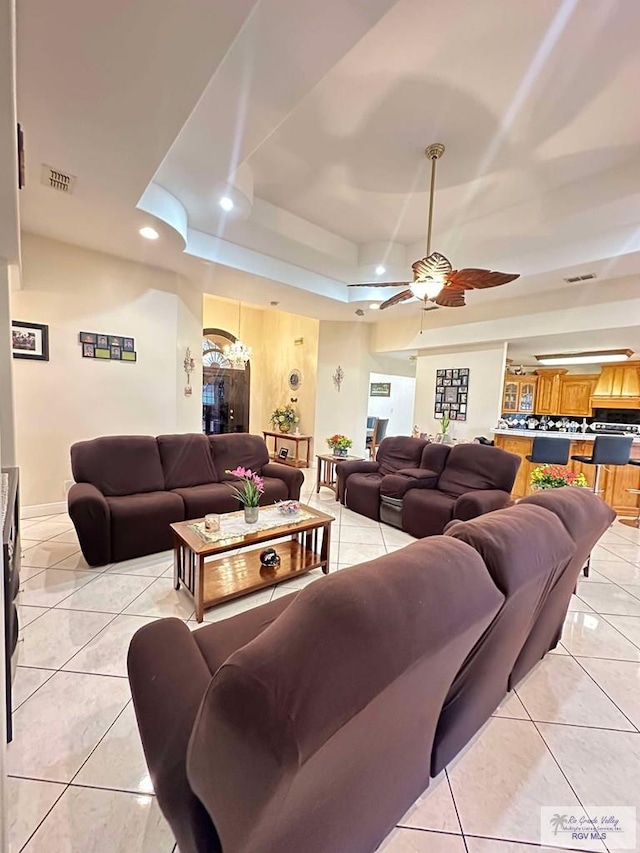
[{"xmin": 21, "ymin": 501, "xmax": 67, "ymax": 519}]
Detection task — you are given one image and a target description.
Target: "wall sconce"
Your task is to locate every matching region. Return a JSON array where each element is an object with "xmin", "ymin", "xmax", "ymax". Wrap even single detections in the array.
[
  {"xmin": 332, "ymin": 365, "xmax": 344, "ymax": 393},
  {"xmin": 183, "ymin": 347, "xmax": 196, "ymax": 397}
]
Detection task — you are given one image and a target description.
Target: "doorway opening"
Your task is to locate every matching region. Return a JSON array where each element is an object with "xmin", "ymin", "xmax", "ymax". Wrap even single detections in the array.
[{"xmin": 202, "ymin": 328, "xmax": 250, "ymax": 434}]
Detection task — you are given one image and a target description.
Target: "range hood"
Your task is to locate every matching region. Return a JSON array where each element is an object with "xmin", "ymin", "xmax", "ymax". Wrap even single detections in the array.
[{"xmin": 590, "ymin": 364, "xmax": 640, "ymax": 409}]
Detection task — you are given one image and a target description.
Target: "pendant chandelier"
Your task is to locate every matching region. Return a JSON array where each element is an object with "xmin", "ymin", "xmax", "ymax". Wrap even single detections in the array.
[{"xmin": 223, "ymin": 302, "xmax": 252, "ymax": 368}]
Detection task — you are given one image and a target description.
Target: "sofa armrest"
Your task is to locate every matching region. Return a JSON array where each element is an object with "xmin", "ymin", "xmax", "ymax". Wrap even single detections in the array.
[
  {"xmin": 68, "ymin": 482, "xmax": 111, "ymax": 566},
  {"xmin": 262, "ymin": 462, "xmax": 304, "ymax": 500},
  {"xmin": 453, "ymin": 489, "xmax": 513, "ymax": 522},
  {"xmin": 336, "ymin": 459, "xmax": 380, "ymax": 504},
  {"xmin": 128, "ymin": 618, "xmax": 220, "ymax": 853}
]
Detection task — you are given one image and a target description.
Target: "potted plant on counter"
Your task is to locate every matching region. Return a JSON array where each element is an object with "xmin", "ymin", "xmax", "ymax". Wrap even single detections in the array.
[
  {"xmin": 326, "ymin": 434, "xmax": 353, "ymax": 458},
  {"xmin": 530, "ymin": 465, "xmax": 588, "ymax": 490}
]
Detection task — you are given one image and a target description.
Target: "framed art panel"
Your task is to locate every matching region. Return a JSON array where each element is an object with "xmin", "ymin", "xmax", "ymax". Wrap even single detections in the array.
[
  {"xmin": 12, "ymin": 321, "xmax": 49, "ymax": 361},
  {"xmin": 435, "ymin": 367, "xmax": 469, "ymax": 421}
]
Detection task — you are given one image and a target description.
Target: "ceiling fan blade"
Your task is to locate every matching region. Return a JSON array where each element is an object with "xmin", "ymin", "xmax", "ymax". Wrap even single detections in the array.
[
  {"xmin": 446, "ymin": 269, "xmax": 520, "ymax": 290},
  {"xmin": 348, "ymin": 281, "xmax": 411, "ymax": 288},
  {"xmin": 379, "ymin": 289, "xmax": 414, "ymax": 310},
  {"xmin": 412, "ymin": 252, "xmax": 452, "ymax": 281},
  {"xmin": 434, "ymin": 289, "xmax": 466, "ymax": 308}
]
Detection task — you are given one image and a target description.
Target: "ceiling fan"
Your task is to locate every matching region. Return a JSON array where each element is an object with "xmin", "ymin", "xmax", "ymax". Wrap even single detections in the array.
[{"xmin": 349, "ymin": 143, "xmax": 520, "ymax": 310}]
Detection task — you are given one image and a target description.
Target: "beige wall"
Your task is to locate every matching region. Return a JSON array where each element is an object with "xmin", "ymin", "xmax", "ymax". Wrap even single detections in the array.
[
  {"xmin": 314, "ymin": 322, "xmax": 371, "ymax": 458},
  {"xmin": 414, "ymin": 343, "xmax": 507, "ymax": 441},
  {"xmin": 202, "ymin": 294, "xmax": 319, "ymax": 440},
  {"xmin": 11, "ymin": 233, "xmax": 202, "ymax": 507}
]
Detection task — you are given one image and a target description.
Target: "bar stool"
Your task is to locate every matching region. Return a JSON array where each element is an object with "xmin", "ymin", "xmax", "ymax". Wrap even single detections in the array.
[
  {"xmin": 571, "ymin": 435, "xmax": 633, "ymax": 576},
  {"xmin": 621, "ymin": 457, "xmax": 640, "ymax": 529},
  {"xmin": 571, "ymin": 435, "xmax": 634, "ymax": 496},
  {"xmin": 525, "ymin": 435, "xmax": 571, "ymax": 465}
]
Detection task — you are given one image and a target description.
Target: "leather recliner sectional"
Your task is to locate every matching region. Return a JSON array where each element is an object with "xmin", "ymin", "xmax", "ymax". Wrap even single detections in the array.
[
  {"xmin": 127, "ymin": 487, "xmax": 614, "ymax": 853},
  {"xmin": 68, "ymin": 433, "xmax": 303, "ymax": 566},
  {"xmin": 337, "ymin": 436, "xmax": 520, "ymax": 537}
]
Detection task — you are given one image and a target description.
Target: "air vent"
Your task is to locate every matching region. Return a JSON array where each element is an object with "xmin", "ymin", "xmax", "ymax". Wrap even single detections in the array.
[
  {"xmin": 563, "ymin": 272, "xmax": 597, "ymax": 283},
  {"xmin": 41, "ymin": 164, "xmax": 76, "ymax": 194}
]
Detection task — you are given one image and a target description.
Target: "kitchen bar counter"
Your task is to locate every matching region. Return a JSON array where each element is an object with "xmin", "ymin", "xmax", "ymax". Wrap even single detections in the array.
[
  {"xmin": 492, "ymin": 431, "xmax": 640, "ymax": 514},
  {"xmin": 492, "ymin": 428, "xmax": 640, "ymax": 442}
]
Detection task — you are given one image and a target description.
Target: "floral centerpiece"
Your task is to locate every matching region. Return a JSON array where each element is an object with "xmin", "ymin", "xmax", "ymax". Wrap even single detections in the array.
[
  {"xmin": 326, "ymin": 434, "xmax": 353, "ymax": 458},
  {"xmin": 270, "ymin": 403, "xmax": 299, "ymax": 434},
  {"xmin": 530, "ymin": 464, "xmax": 588, "ymax": 490},
  {"xmin": 225, "ymin": 467, "xmax": 265, "ymax": 523}
]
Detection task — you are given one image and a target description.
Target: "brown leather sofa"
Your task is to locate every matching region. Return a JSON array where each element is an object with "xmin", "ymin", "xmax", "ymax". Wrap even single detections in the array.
[
  {"xmin": 127, "ymin": 487, "xmax": 612, "ymax": 853},
  {"xmin": 338, "ymin": 438, "xmax": 520, "ymax": 537},
  {"xmin": 68, "ymin": 433, "xmax": 303, "ymax": 566}
]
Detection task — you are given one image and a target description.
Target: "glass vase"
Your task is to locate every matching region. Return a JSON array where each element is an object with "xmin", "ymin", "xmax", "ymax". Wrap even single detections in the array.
[{"xmin": 244, "ymin": 505, "xmax": 259, "ymax": 524}]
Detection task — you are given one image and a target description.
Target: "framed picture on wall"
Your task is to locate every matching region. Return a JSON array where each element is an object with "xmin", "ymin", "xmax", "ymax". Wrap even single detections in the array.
[
  {"xmin": 434, "ymin": 367, "xmax": 470, "ymax": 422},
  {"xmin": 12, "ymin": 321, "xmax": 49, "ymax": 361}
]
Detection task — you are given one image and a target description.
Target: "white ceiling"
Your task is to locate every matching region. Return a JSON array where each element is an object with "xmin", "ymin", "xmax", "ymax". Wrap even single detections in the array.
[{"xmin": 14, "ymin": 0, "xmax": 640, "ymax": 328}]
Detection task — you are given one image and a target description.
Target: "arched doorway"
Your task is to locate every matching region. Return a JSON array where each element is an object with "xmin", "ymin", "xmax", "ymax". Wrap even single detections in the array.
[{"xmin": 202, "ymin": 328, "xmax": 251, "ymax": 434}]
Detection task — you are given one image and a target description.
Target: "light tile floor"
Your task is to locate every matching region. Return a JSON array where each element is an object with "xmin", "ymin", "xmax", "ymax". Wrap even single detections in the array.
[{"xmin": 8, "ymin": 473, "xmax": 640, "ymax": 852}]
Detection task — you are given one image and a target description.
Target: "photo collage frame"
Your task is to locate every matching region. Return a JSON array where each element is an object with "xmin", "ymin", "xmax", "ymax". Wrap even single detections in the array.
[
  {"xmin": 80, "ymin": 332, "xmax": 137, "ymax": 362},
  {"xmin": 434, "ymin": 367, "xmax": 469, "ymax": 421}
]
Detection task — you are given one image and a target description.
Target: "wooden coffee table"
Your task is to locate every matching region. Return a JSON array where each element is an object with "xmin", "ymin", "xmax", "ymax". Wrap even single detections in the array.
[{"xmin": 171, "ymin": 505, "xmax": 334, "ymax": 622}]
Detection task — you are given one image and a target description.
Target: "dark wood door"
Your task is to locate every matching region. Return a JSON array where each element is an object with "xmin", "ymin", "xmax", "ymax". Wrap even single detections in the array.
[{"xmin": 202, "ymin": 366, "xmax": 249, "ymax": 434}]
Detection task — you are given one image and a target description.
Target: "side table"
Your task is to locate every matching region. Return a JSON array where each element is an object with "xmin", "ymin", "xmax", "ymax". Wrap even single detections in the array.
[
  {"xmin": 316, "ymin": 454, "xmax": 364, "ymax": 499},
  {"xmin": 263, "ymin": 430, "xmax": 312, "ymax": 469}
]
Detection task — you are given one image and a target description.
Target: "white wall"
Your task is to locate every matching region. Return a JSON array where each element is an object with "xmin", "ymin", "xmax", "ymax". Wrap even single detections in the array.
[
  {"xmin": 11, "ymin": 233, "xmax": 202, "ymax": 507},
  {"xmin": 414, "ymin": 343, "xmax": 507, "ymax": 441},
  {"xmin": 314, "ymin": 321, "xmax": 371, "ymax": 458},
  {"xmin": 368, "ymin": 372, "xmax": 416, "ymax": 437}
]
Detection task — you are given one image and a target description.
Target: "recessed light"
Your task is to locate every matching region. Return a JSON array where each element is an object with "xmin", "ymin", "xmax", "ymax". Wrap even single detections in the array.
[
  {"xmin": 369, "ymin": 303, "xmax": 381, "ymax": 310},
  {"xmin": 535, "ymin": 349, "xmax": 633, "ymax": 366},
  {"xmin": 375, "ymin": 265, "xmax": 386, "ymax": 275},
  {"xmin": 139, "ymin": 226, "xmax": 159, "ymax": 240},
  {"xmin": 219, "ymin": 196, "xmax": 234, "ymax": 212}
]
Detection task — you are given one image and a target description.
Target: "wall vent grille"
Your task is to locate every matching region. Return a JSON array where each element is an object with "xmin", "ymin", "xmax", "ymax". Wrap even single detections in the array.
[
  {"xmin": 564, "ymin": 273, "xmax": 597, "ymax": 283},
  {"xmin": 41, "ymin": 164, "xmax": 76, "ymax": 193}
]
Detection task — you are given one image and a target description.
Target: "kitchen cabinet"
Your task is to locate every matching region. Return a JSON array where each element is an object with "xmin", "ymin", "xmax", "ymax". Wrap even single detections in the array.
[
  {"xmin": 494, "ymin": 433, "xmax": 640, "ymax": 513},
  {"xmin": 558, "ymin": 375, "xmax": 599, "ymax": 417},
  {"xmin": 534, "ymin": 369, "xmax": 565, "ymax": 415},
  {"xmin": 502, "ymin": 376, "xmax": 538, "ymax": 414}
]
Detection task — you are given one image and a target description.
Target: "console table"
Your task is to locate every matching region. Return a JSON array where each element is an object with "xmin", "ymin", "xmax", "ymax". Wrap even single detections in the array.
[{"xmin": 263, "ymin": 431, "xmax": 312, "ymax": 469}]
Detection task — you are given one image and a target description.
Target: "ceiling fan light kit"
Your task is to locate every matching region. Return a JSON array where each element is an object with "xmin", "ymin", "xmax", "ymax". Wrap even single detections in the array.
[{"xmin": 348, "ymin": 143, "xmax": 520, "ymax": 312}]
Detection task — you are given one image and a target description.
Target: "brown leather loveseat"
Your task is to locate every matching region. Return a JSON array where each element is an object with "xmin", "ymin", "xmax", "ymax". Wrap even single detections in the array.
[
  {"xmin": 68, "ymin": 433, "xmax": 302, "ymax": 566},
  {"xmin": 127, "ymin": 487, "xmax": 613, "ymax": 853},
  {"xmin": 337, "ymin": 437, "xmax": 520, "ymax": 537}
]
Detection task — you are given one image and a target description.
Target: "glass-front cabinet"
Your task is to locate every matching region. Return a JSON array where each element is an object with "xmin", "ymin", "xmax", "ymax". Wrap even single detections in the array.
[{"xmin": 502, "ymin": 375, "xmax": 538, "ymax": 414}]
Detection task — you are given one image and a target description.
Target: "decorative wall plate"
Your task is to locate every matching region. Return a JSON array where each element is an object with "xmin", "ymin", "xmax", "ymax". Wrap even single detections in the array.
[{"xmin": 288, "ymin": 369, "xmax": 302, "ymax": 390}]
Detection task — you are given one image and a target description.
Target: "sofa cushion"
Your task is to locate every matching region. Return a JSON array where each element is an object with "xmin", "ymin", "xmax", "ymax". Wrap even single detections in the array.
[
  {"xmin": 71, "ymin": 436, "xmax": 165, "ymax": 496},
  {"xmin": 345, "ymin": 472, "xmax": 383, "ymax": 520},
  {"xmin": 106, "ymin": 491, "xmax": 185, "ymax": 562},
  {"xmin": 420, "ymin": 443, "xmax": 451, "ymax": 475},
  {"xmin": 376, "ymin": 437, "xmax": 427, "ymax": 476},
  {"xmin": 209, "ymin": 434, "xmax": 269, "ymax": 480},
  {"xmin": 402, "ymin": 489, "xmax": 456, "ymax": 538},
  {"xmin": 173, "ymin": 484, "xmax": 240, "ymax": 517},
  {"xmin": 174, "ymin": 478, "xmax": 289, "ymax": 518},
  {"xmin": 158, "ymin": 434, "xmax": 218, "ymax": 489},
  {"xmin": 193, "ymin": 593, "xmax": 299, "ymax": 675},
  {"xmin": 436, "ymin": 444, "xmax": 520, "ymax": 498}
]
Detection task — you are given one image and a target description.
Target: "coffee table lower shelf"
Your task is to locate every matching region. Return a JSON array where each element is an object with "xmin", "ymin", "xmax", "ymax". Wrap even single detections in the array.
[{"xmin": 175, "ymin": 538, "xmax": 328, "ymax": 622}]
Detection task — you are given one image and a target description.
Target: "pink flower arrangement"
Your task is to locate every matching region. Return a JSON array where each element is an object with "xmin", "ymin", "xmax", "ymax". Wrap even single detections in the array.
[{"xmin": 225, "ymin": 467, "xmax": 265, "ymax": 507}]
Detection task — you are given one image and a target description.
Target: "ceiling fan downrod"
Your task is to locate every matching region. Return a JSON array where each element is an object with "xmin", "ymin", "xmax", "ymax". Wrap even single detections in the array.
[{"xmin": 424, "ymin": 143, "xmax": 445, "ymax": 258}]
